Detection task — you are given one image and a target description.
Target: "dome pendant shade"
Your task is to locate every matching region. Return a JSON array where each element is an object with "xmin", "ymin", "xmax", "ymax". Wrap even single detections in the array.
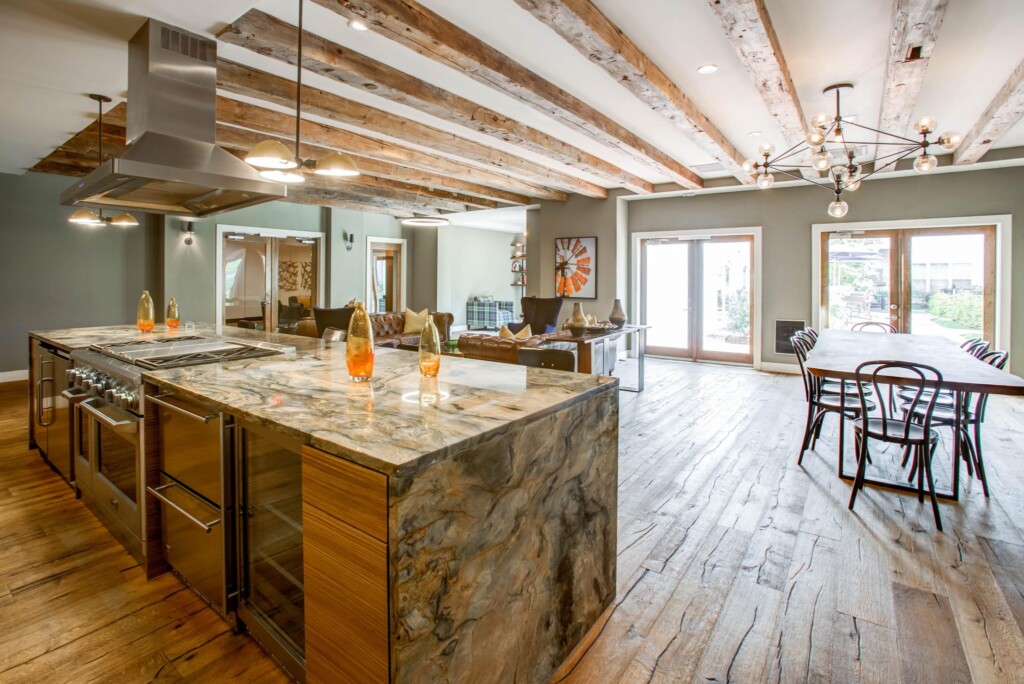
[
  {"xmin": 246, "ymin": 139, "xmax": 299, "ymax": 169},
  {"xmin": 259, "ymin": 169, "xmax": 306, "ymax": 184},
  {"xmin": 314, "ymin": 151, "xmax": 360, "ymax": 176},
  {"xmin": 69, "ymin": 209, "xmax": 102, "ymax": 225},
  {"xmin": 109, "ymin": 213, "xmax": 139, "ymax": 227}
]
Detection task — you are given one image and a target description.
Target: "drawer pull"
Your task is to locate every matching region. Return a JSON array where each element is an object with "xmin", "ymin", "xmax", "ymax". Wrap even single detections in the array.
[
  {"xmin": 148, "ymin": 395, "xmax": 218, "ymax": 424},
  {"xmin": 148, "ymin": 482, "xmax": 221, "ymax": 533}
]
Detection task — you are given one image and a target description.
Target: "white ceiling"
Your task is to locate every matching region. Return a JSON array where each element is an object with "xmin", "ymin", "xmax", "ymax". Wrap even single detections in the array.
[{"xmin": 2, "ymin": 0, "xmax": 1023, "ymax": 187}]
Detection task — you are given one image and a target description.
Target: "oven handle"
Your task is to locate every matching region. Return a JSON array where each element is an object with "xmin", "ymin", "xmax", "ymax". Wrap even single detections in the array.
[
  {"xmin": 148, "ymin": 394, "xmax": 218, "ymax": 424},
  {"xmin": 147, "ymin": 482, "xmax": 221, "ymax": 534},
  {"xmin": 81, "ymin": 398, "xmax": 139, "ymax": 430}
]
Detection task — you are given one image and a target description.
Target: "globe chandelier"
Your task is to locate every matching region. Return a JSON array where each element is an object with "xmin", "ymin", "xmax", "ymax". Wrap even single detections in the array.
[{"xmin": 742, "ymin": 83, "xmax": 963, "ymax": 218}]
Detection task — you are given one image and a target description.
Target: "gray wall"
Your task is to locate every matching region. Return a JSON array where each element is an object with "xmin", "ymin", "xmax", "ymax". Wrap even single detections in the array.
[
  {"xmin": 0, "ymin": 171, "xmax": 161, "ymax": 372},
  {"xmin": 408, "ymin": 225, "xmax": 438, "ymax": 312},
  {"xmin": 436, "ymin": 226, "xmax": 516, "ymax": 326},
  {"xmin": 627, "ymin": 166, "xmax": 1024, "ymax": 373}
]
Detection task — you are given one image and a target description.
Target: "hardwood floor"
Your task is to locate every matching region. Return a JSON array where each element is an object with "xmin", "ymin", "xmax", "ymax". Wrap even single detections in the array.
[{"xmin": 3, "ymin": 359, "xmax": 1024, "ymax": 682}]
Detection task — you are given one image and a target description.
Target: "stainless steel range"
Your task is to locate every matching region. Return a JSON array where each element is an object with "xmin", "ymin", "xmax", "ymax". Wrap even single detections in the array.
[{"xmin": 66, "ymin": 335, "xmax": 293, "ymax": 575}]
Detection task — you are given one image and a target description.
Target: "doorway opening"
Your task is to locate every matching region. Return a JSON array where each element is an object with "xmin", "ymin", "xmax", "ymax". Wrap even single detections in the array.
[
  {"xmin": 218, "ymin": 227, "xmax": 323, "ymax": 333},
  {"xmin": 366, "ymin": 237, "xmax": 406, "ymax": 313},
  {"xmin": 820, "ymin": 226, "xmax": 995, "ymax": 344},
  {"xmin": 640, "ymin": 235, "xmax": 754, "ymax": 364}
]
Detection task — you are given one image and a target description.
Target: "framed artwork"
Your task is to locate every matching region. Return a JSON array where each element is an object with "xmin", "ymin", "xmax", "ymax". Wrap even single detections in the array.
[{"xmin": 554, "ymin": 236, "xmax": 597, "ymax": 298}]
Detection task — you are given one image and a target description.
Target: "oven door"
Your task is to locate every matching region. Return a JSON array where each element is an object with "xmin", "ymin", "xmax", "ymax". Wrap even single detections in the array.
[{"xmin": 81, "ymin": 398, "xmax": 142, "ymax": 537}]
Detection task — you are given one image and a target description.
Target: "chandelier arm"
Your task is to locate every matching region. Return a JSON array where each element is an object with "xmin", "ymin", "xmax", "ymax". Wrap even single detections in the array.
[
  {"xmin": 843, "ymin": 140, "xmax": 920, "ymax": 147},
  {"xmin": 769, "ymin": 147, "xmax": 805, "ymax": 166},
  {"xmin": 871, "ymin": 145, "xmax": 921, "ymax": 168},
  {"xmin": 855, "ymin": 148, "xmax": 921, "ymax": 184},
  {"xmin": 769, "ymin": 167, "xmax": 836, "ymax": 192},
  {"xmin": 842, "ymin": 120, "xmax": 921, "ymax": 145}
]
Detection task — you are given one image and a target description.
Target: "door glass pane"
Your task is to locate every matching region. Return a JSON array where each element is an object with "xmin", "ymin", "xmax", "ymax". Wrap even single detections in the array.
[
  {"xmin": 223, "ymin": 236, "xmax": 268, "ymax": 329},
  {"xmin": 826, "ymin": 236, "xmax": 892, "ymax": 330},
  {"xmin": 909, "ymin": 233, "xmax": 985, "ymax": 343},
  {"xmin": 701, "ymin": 240, "xmax": 751, "ymax": 356},
  {"xmin": 245, "ymin": 430, "xmax": 304, "ymax": 653},
  {"xmin": 97, "ymin": 425, "xmax": 137, "ymax": 504},
  {"xmin": 276, "ymin": 240, "xmax": 316, "ymax": 334},
  {"xmin": 644, "ymin": 241, "xmax": 690, "ymax": 351}
]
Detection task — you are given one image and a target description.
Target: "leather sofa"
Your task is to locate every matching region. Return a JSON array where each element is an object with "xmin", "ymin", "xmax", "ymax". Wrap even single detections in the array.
[
  {"xmin": 372, "ymin": 312, "xmax": 453, "ymax": 347},
  {"xmin": 457, "ymin": 330, "xmax": 570, "ymax": 364}
]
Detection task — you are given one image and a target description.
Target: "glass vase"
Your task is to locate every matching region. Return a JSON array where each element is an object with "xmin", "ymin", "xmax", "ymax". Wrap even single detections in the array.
[
  {"xmin": 609, "ymin": 298, "xmax": 627, "ymax": 328},
  {"xmin": 137, "ymin": 290, "xmax": 155, "ymax": 332},
  {"xmin": 418, "ymin": 312, "xmax": 441, "ymax": 377},
  {"xmin": 166, "ymin": 297, "xmax": 180, "ymax": 329},
  {"xmin": 567, "ymin": 301, "xmax": 588, "ymax": 337},
  {"xmin": 346, "ymin": 302, "xmax": 375, "ymax": 382}
]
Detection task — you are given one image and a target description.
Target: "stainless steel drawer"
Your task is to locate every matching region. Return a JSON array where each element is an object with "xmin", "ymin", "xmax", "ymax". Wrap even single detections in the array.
[
  {"xmin": 150, "ymin": 394, "xmax": 224, "ymax": 506},
  {"xmin": 152, "ymin": 475, "xmax": 226, "ymax": 615}
]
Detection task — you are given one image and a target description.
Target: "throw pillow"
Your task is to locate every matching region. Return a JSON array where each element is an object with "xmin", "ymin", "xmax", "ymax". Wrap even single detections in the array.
[
  {"xmin": 499, "ymin": 324, "xmax": 532, "ymax": 339},
  {"xmin": 403, "ymin": 308, "xmax": 430, "ymax": 334}
]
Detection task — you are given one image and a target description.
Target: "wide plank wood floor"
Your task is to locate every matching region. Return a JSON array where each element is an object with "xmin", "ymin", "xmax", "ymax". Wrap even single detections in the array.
[{"xmin": 4, "ymin": 359, "xmax": 1024, "ymax": 683}]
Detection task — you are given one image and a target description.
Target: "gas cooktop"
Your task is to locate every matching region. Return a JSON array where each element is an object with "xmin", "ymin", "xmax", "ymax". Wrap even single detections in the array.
[{"xmin": 90, "ymin": 335, "xmax": 294, "ymax": 370}]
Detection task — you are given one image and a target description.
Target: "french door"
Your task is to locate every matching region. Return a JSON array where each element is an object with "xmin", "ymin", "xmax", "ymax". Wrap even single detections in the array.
[
  {"xmin": 640, "ymin": 235, "xmax": 754, "ymax": 364},
  {"xmin": 820, "ymin": 226, "xmax": 995, "ymax": 343}
]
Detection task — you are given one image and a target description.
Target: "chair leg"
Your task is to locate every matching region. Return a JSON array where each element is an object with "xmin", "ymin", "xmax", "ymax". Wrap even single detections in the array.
[
  {"xmin": 811, "ymin": 410, "xmax": 826, "ymax": 448},
  {"xmin": 849, "ymin": 437, "xmax": 869, "ymax": 511},
  {"xmin": 973, "ymin": 421, "xmax": 990, "ymax": 498},
  {"xmin": 916, "ymin": 446, "xmax": 925, "ymax": 503},
  {"xmin": 923, "ymin": 443, "xmax": 943, "ymax": 532}
]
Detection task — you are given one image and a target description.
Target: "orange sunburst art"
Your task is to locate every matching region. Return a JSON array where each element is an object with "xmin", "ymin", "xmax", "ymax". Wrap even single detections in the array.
[{"xmin": 554, "ymin": 236, "xmax": 597, "ymax": 298}]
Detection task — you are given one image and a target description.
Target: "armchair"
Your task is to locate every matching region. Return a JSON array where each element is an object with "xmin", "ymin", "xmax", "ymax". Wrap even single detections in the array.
[{"xmin": 508, "ymin": 297, "xmax": 563, "ymax": 335}]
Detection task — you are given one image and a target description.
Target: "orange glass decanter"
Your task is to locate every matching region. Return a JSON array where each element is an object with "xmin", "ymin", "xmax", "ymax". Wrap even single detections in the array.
[
  {"xmin": 418, "ymin": 312, "xmax": 441, "ymax": 377},
  {"xmin": 346, "ymin": 302, "xmax": 375, "ymax": 382},
  {"xmin": 137, "ymin": 290, "xmax": 155, "ymax": 332},
  {"xmin": 166, "ymin": 297, "xmax": 180, "ymax": 329}
]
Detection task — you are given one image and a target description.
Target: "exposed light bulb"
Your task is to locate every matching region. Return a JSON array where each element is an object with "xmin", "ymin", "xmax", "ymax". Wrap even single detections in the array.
[
  {"xmin": 810, "ymin": 112, "xmax": 832, "ymax": 130},
  {"xmin": 259, "ymin": 169, "xmax": 306, "ymax": 184},
  {"xmin": 756, "ymin": 172, "xmax": 775, "ymax": 190},
  {"xmin": 741, "ymin": 159, "xmax": 758, "ymax": 174},
  {"xmin": 844, "ymin": 175, "xmax": 862, "ymax": 192},
  {"xmin": 828, "ymin": 200, "xmax": 849, "ymax": 218},
  {"xmin": 914, "ymin": 116, "xmax": 938, "ymax": 134},
  {"xmin": 913, "ymin": 154, "xmax": 938, "ymax": 173},
  {"xmin": 805, "ymin": 129, "xmax": 826, "ymax": 147},
  {"xmin": 758, "ymin": 142, "xmax": 775, "ymax": 157},
  {"xmin": 832, "ymin": 127, "xmax": 844, "ymax": 143},
  {"xmin": 811, "ymin": 151, "xmax": 831, "ymax": 171},
  {"xmin": 829, "ymin": 165, "xmax": 849, "ymax": 183},
  {"xmin": 938, "ymin": 131, "xmax": 963, "ymax": 151}
]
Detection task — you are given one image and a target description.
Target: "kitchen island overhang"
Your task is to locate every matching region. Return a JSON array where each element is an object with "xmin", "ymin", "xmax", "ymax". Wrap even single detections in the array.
[{"xmin": 143, "ymin": 343, "xmax": 619, "ymax": 683}]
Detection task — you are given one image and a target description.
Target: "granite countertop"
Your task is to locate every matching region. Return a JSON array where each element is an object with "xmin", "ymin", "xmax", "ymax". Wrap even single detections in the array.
[
  {"xmin": 30, "ymin": 323, "xmax": 322, "ymax": 354},
  {"xmin": 143, "ymin": 344, "xmax": 617, "ymax": 477}
]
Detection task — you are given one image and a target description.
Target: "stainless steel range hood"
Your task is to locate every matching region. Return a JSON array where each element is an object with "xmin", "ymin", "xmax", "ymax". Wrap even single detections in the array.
[{"xmin": 61, "ymin": 20, "xmax": 285, "ymax": 217}]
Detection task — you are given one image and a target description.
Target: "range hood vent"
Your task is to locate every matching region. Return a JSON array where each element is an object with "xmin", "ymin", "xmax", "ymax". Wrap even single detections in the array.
[{"xmin": 61, "ymin": 19, "xmax": 285, "ymax": 218}]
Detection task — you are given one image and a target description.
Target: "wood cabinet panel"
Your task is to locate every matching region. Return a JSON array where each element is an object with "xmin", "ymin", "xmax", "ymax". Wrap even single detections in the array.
[
  {"xmin": 301, "ymin": 445, "xmax": 387, "ymax": 541},
  {"xmin": 304, "ymin": 504, "xmax": 389, "ymax": 684}
]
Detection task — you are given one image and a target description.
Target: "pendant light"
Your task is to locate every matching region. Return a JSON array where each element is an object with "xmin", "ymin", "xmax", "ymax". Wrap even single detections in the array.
[
  {"xmin": 400, "ymin": 216, "xmax": 450, "ymax": 227},
  {"xmin": 67, "ymin": 94, "xmax": 140, "ymax": 228},
  {"xmin": 245, "ymin": 0, "xmax": 360, "ymax": 183}
]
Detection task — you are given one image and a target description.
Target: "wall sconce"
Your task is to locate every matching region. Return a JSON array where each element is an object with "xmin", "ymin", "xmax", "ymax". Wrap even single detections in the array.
[
  {"xmin": 344, "ymin": 231, "xmax": 355, "ymax": 251},
  {"xmin": 183, "ymin": 224, "xmax": 196, "ymax": 246}
]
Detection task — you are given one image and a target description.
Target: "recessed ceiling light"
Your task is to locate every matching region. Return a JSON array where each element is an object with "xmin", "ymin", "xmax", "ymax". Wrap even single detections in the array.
[
  {"xmin": 348, "ymin": 18, "xmax": 369, "ymax": 31},
  {"xmin": 696, "ymin": 64, "xmax": 719, "ymax": 75},
  {"xmin": 747, "ymin": 131, "xmax": 762, "ymax": 137}
]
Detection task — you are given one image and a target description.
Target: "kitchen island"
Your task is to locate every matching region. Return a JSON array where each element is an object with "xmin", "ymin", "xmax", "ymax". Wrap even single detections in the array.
[{"xmin": 27, "ymin": 325, "xmax": 619, "ymax": 683}]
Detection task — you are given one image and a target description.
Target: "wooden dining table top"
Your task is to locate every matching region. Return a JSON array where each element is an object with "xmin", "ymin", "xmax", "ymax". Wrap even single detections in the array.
[{"xmin": 804, "ymin": 329, "xmax": 1024, "ymax": 395}]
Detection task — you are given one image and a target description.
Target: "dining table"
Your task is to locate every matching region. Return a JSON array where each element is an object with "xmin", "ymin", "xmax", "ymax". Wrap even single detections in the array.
[{"xmin": 804, "ymin": 329, "xmax": 1024, "ymax": 501}]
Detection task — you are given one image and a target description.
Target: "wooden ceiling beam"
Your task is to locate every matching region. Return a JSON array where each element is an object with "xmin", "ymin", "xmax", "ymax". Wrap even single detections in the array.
[
  {"xmin": 954, "ymin": 58, "xmax": 1024, "ymax": 165},
  {"xmin": 877, "ymin": 0, "xmax": 949, "ymax": 140},
  {"xmin": 516, "ymin": 0, "xmax": 749, "ymax": 183},
  {"xmin": 313, "ymin": 0, "xmax": 704, "ymax": 189},
  {"xmin": 706, "ymin": 0, "xmax": 806, "ymax": 176},
  {"xmin": 216, "ymin": 58, "xmax": 607, "ymax": 198},
  {"xmin": 219, "ymin": 10, "xmax": 653, "ymax": 194},
  {"xmin": 214, "ymin": 96, "xmax": 561, "ymax": 202}
]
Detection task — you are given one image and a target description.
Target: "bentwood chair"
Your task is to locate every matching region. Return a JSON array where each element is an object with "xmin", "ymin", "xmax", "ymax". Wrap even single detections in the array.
[
  {"xmin": 792, "ymin": 333, "xmax": 875, "ymax": 464},
  {"xmin": 799, "ymin": 329, "xmax": 871, "ymax": 399},
  {"xmin": 850, "ymin": 361, "xmax": 944, "ymax": 530},
  {"xmin": 904, "ymin": 349, "xmax": 1009, "ymax": 498},
  {"xmin": 851, "ymin": 321, "xmax": 897, "ymax": 333}
]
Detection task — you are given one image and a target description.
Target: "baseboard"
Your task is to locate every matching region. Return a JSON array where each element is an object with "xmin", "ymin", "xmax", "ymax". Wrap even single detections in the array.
[
  {"xmin": 0, "ymin": 369, "xmax": 29, "ymax": 383},
  {"xmin": 758, "ymin": 361, "xmax": 800, "ymax": 375}
]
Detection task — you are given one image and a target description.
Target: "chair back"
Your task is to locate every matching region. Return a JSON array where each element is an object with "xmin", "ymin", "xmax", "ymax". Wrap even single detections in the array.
[
  {"xmin": 520, "ymin": 297, "xmax": 564, "ymax": 334},
  {"xmin": 856, "ymin": 360, "xmax": 942, "ymax": 442},
  {"xmin": 791, "ymin": 332, "xmax": 818, "ymax": 402},
  {"xmin": 313, "ymin": 306, "xmax": 355, "ymax": 336},
  {"xmin": 517, "ymin": 348, "xmax": 576, "ymax": 372},
  {"xmin": 971, "ymin": 350, "xmax": 1009, "ymax": 421},
  {"xmin": 803, "ymin": 327, "xmax": 819, "ymax": 344},
  {"xmin": 851, "ymin": 321, "xmax": 897, "ymax": 333},
  {"xmin": 965, "ymin": 339, "xmax": 991, "ymax": 358}
]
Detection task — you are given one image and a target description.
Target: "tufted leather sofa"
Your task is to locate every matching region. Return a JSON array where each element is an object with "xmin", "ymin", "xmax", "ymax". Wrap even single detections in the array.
[
  {"xmin": 371, "ymin": 312, "xmax": 453, "ymax": 347},
  {"xmin": 457, "ymin": 330, "xmax": 570, "ymax": 364}
]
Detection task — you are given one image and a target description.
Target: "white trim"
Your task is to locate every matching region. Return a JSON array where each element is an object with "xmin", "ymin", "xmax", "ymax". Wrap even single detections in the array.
[
  {"xmin": 0, "ymin": 369, "xmax": 28, "ymax": 383},
  {"xmin": 215, "ymin": 224, "xmax": 325, "ymax": 327},
  {"xmin": 365, "ymin": 236, "xmax": 408, "ymax": 313},
  {"xmin": 631, "ymin": 226, "xmax": 764, "ymax": 370},
  {"xmin": 810, "ymin": 215, "xmax": 1012, "ymax": 351},
  {"xmin": 759, "ymin": 361, "xmax": 801, "ymax": 375}
]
